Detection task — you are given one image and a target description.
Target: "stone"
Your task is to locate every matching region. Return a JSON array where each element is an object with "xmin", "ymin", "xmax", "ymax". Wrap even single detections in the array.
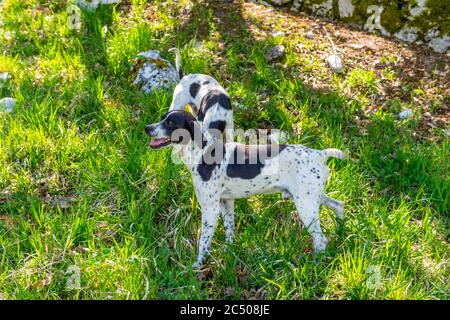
[
  {"xmin": 267, "ymin": 45, "xmax": 285, "ymax": 62},
  {"xmin": 347, "ymin": 43, "xmax": 365, "ymax": 49},
  {"xmin": 76, "ymin": 0, "xmax": 121, "ymax": 11},
  {"xmin": 428, "ymin": 36, "xmax": 450, "ymax": 53},
  {"xmin": 266, "ymin": 0, "xmax": 449, "ymax": 53},
  {"xmin": 425, "ymin": 28, "xmax": 439, "ymax": 42},
  {"xmin": 326, "ymin": 54, "xmax": 343, "ymax": 73},
  {"xmin": 132, "ymin": 50, "xmax": 179, "ymax": 93},
  {"xmin": 272, "ymin": 31, "xmax": 285, "ymax": 38},
  {"xmin": 409, "ymin": 0, "xmax": 427, "ymax": 17},
  {"xmin": 0, "ymin": 97, "xmax": 16, "ymax": 113},
  {"xmin": 0, "ymin": 72, "xmax": 11, "ymax": 81},
  {"xmin": 76, "ymin": 0, "xmax": 100, "ymax": 10},
  {"xmin": 234, "ymin": 102, "xmax": 247, "ymax": 110},
  {"xmin": 338, "ymin": 0, "xmax": 355, "ymax": 18},
  {"xmin": 444, "ymin": 129, "xmax": 450, "ymax": 137},
  {"xmin": 268, "ymin": 130, "xmax": 290, "ymax": 143},
  {"xmin": 394, "ymin": 27, "xmax": 419, "ymax": 43},
  {"xmin": 311, "ymin": 0, "xmax": 333, "ymax": 16},
  {"xmin": 267, "ymin": 0, "xmax": 291, "ymax": 5},
  {"xmin": 398, "ymin": 109, "xmax": 413, "ymax": 120},
  {"xmin": 305, "ymin": 31, "xmax": 316, "ymax": 39}
]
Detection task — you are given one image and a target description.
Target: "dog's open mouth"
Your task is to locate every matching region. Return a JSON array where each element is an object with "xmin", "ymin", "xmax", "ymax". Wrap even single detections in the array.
[{"xmin": 150, "ymin": 137, "xmax": 171, "ymax": 149}]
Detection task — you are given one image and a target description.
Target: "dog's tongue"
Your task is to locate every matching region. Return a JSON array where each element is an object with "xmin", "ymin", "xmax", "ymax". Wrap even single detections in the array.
[{"xmin": 150, "ymin": 138, "xmax": 167, "ymax": 148}]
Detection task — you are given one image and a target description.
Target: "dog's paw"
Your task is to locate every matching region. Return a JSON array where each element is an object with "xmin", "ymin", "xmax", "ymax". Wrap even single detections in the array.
[
  {"xmin": 191, "ymin": 261, "xmax": 204, "ymax": 270},
  {"xmin": 313, "ymin": 237, "xmax": 329, "ymax": 252}
]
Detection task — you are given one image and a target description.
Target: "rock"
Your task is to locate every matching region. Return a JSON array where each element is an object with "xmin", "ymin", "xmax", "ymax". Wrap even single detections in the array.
[
  {"xmin": 258, "ymin": 0, "xmax": 273, "ymax": 7},
  {"xmin": 394, "ymin": 27, "xmax": 419, "ymax": 43},
  {"xmin": 290, "ymin": 5, "xmax": 298, "ymax": 12},
  {"xmin": 76, "ymin": 0, "xmax": 120, "ymax": 11},
  {"xmin": 266, "ymin": 0, "xmax": 291, "ymax": 5},
  {"xmin": 267, "ymin": 45, "xmax": 285, "ymax": 62},
  {"xmin": 398, "ymin": 109, "xmax": 413, "ymax": 120},
  {"xmin": 326, "ymin": 54, "xmax": 343, "ymax": 73},
  {"xmin": 0, "ymin": 72, "xmax": 11, "ymax": 81},
  {"xmin": 409, "ymin": 0, "xmax": 426, "ymax": 17},
  {"xmin": 194, "ymin": 41, "xmax": 204, "ymax": 50},
  {"xmin": 272, "ymin": 31, "xmax": 285, "ymax": 38},
  {"xmin": 0, "ymin": 97, "xmax": 16, "ymax": 113},
  {"xmin": 444, "ymin": 129, "xmax": 450, "ymax": 137},
  {"xmin": 428, "ymin": 36, "xmax": 450, "ymax": 53},
  {"xmin": 76, "ymin": 0, "xmax": 100, "ymax": 11},
  {"xmin": 132, "ymin": 50, "xmax": 178, "ymax": 93},
  {"xmin": 269, "ymin": 130, "xmax": 290, "ymax": 143},
  {"xmin": 183, "ymin": 2, "xmax": 192, "ymax": 15},
  {"xmin": 311, "ymin": 0, "xmax": 333, "ymax": 16},
  {"xmin": 234, "ymin": 102, "xmax": 247, "ymax": 110},
  {"xmin": 338, "ymin": 0, "xmax": 355, "ymax": 18},
  {"xmin": 274, "ymin": 0, "xmax": 449, "ymax": 51},
  {"xmin": 347, "ymin": 43, "xmax": 365, "ymax": 49},
  {"xmin": 425, "ymin": 28, "xmax": 439, "ymax": 42},
  {"xmin": 304, "ymin": 31, "xmax": 316, "ymax": 39}
]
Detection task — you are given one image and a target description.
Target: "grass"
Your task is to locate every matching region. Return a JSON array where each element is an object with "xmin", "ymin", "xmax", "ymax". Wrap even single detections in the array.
[{"xmin": 0, "ymin": 0, "xmax": 448, "ymax": 300}]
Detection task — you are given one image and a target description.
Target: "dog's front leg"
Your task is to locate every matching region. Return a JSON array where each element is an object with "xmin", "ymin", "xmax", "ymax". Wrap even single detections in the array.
[{"xmin": 192, "ymin": 200, "xmax": 220, "ymax": 269}]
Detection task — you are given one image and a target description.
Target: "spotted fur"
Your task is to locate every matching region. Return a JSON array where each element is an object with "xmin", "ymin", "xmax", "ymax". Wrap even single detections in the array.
[
  {"xmin": 168, "ymin": 48, "xmax": 234, "ymax": 143},
  {"xmin": 146, "ymin": 111, "xmax": 347, "ymax": 269}
]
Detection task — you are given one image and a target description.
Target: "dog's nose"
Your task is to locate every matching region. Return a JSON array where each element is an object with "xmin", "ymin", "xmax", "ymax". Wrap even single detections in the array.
[{"xmin": 145, "ymin": 125, "xmax": 155, "ymax": 136}]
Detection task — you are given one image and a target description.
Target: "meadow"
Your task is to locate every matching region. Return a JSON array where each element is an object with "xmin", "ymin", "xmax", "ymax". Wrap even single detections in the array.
[{"xmin": 0, "ymin": 0, "xmax": 448, "ymax": 299}]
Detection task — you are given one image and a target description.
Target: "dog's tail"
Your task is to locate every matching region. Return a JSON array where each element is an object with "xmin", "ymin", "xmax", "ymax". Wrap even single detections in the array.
[
  {"xmin": 169, "ymin": 47, "xmax": 184, "ymax": 80},
  {"xmin": 322, "ymin": 148, "xmax": 349, "ymax": 161}
]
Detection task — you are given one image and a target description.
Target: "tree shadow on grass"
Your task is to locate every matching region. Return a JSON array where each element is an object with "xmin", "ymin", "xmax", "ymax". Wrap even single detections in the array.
[{"xmin": 174, "ymin": 0, "xmax": 448, "ymax": 213}]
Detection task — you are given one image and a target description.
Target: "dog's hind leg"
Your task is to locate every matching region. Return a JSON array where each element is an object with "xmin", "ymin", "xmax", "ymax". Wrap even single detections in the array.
[
  {"xmin": 220, "ymin": 199, "xmax": 235, "ymax": 243},
  {"xmin": 291, "ymin": 191, "xmax": 328, "ymax": 252},
  {"xmin": 321, "ymin": 194, "xmax": 344, "ymax": 219},
  {"xmin": 282, "ymin": 191, "xmax": 344, "ymax": 219}
]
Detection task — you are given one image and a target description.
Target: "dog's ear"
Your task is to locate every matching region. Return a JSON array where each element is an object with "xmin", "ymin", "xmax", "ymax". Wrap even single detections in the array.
[
  {"xmin": 184, "ymin": 114, "xmax": 196, "ymax": 138},
  {"xmin": 184, "ymin": 115, "xmax": 207, "ymax": 149}
]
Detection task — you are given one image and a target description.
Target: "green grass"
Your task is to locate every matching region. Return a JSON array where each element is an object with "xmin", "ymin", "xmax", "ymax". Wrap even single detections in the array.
[{"xmin": 0, "ymin": 0, "xmax": 448, "ymax": 300}]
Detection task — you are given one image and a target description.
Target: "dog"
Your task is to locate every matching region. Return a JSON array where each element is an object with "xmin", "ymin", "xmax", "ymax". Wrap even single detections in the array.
[
  {"xmin": 168, "ymin": 48, "xmax": 234, "ymax": 143},
  {"xmin": 166, "ymin": 48, "xmax": 339, "ymax": 203},
  {"xmin": 145, "ymin": 110, "xmax": 347, "ymax": 268}
]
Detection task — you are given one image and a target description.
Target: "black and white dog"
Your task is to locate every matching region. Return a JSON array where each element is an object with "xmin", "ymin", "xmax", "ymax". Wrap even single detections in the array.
[
  {"xmin": 168, "ymin": 48, "xmax": 234, "ymax": 143},
  {"xmin": 145, "ymin": 110, "xmax": 347, "ymax": 268}
]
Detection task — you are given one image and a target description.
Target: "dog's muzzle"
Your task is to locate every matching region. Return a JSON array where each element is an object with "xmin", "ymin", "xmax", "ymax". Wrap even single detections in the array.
[{"xmin": 145, "ymin": 124, "xmax": 171, "ymax": 149}]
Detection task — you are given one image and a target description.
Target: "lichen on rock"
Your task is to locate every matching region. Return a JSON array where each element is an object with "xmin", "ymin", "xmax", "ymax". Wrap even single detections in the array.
[
  {"xmin": 0, "ymin": 97, "xmax": 16, "ymax": 113},
  {"xmin": 132, "ymin": 50, "xmax": 178, "ymax": 94},
  {"xmin": 338, "ymin": 0, "xmax": 354, "ymax": 18},
  {"xmin": 395, "ymin": 26, "xmax": 419, "ymax": 43},
  {"xmin": 271, "ymin": 0, "xmax": 448, "ymax": 53},
  {"xmin": 428, "ymin": 36, "xmax": 450, "ymax": 53}
]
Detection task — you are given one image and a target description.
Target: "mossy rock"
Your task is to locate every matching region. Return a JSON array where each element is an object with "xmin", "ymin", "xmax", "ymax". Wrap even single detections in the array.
[{"xmin": 270, "ymin": 0, "xmax": 450, "ymax": 52}]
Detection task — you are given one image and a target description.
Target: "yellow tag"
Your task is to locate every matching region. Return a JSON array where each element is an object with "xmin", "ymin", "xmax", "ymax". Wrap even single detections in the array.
[{"xmin": 184, "ymin": 104, "xmax": 193, "ymax": 114}]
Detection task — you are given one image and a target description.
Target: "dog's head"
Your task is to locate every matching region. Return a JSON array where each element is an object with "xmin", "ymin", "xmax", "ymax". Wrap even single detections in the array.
[{"xmin": 145, "ymin": 110, "xmax": 200, "ymax": 149}]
